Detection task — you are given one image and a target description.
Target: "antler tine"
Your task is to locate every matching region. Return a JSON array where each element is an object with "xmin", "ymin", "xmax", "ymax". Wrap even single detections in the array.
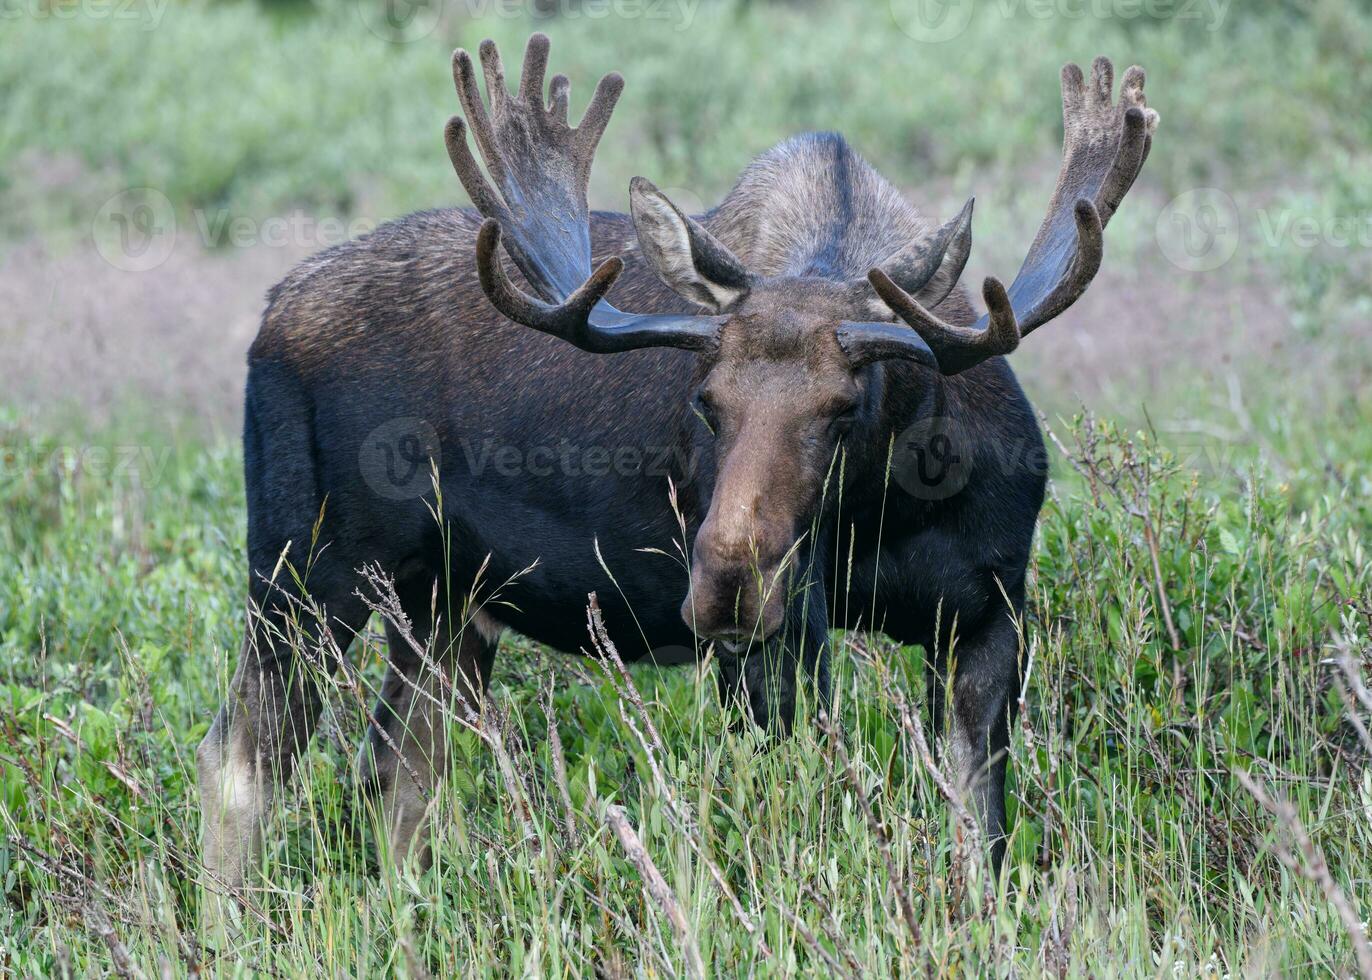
[
  {"xmin": 872, "ymin": 197, "xmax": 973, "ymax": 298},
  {"xmin": 444, "ymin": 116, "xmax": 509, "ymax": 227},
  {"xmin": 548, "ymin": 74, "xmax": 570, "ymax": 122},
  {"xmin": 1010, "ymin": 197, "xmax": 1104, "ymax": 332},
  {"xmin": 576, "ymin": 70, "xmax": 625, "ymax": 162},
  {"xmin": 868, "ymin": 269, "xmax": 1019, "ymax": 373},
  {"xmin": 478, "ymin": 39, "xmax": 509, "ymax": 112},
  {"xmin": 477, "ymin": 220, "xmax": 724, "ymax": 354},
  {"xmin": 917, "ymin": 197, "xmax": 975, "ymax": 309},
  {"xmin": 518, "ymin": 32, "xmax": 550, "ymax": 105},
  {"xmin": 452, "ymin": 47, "xmax": 504, "ymax": 192},
  {"xmin": 1097, "ymin": 69, "xmax": 1154, "ymax": 223}
]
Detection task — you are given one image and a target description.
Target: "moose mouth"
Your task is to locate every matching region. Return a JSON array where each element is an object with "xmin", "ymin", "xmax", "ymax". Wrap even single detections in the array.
[{"xmin": 682, "ymin": 559, "xmax": 792, "ymax": 650}]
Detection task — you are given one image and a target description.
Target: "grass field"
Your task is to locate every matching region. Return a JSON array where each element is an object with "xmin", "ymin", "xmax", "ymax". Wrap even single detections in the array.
[{"xmin": 3, "ymin": 0, "xmax": 1372, "ymax": 976}]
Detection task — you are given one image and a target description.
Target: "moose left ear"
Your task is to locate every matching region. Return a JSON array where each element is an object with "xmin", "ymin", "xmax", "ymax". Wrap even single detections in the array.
[{"xmin": 629, "ymin": 177, "xmax": 752, "ymax": 312}]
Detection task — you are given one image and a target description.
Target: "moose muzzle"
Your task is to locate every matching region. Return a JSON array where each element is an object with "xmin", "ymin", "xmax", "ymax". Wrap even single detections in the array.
[{"xmin": 681, "ymin": 503, "xmax": 796, "ymax": 645}]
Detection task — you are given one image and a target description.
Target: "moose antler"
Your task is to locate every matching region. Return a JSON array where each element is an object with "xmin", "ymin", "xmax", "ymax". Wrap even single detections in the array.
[
  {"xmin": 446, "ymin": 34, "xmax": 726, "ymax": 353},
  {"xmin": 869, "ymin": 196, "xmax": 975, "ymax": 305},
  {"xmin": 847, "ymin": 57, "xmax": 1159, "ymax": 375}
]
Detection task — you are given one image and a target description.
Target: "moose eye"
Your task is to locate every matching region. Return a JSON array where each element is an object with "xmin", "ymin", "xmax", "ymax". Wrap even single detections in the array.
[
  {"xmin": 692, "ymin": 392, "xmax": 719, "ymax": 433},
  {"xmin": 830, "ymin": 400, "xmax": 860, "ymax": 434}
]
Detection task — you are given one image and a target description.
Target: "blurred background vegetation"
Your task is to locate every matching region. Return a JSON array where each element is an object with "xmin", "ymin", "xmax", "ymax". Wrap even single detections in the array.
[
  {"xmin": 1, "ymin": 0, "xmax": 1369, "ymax": 426},
  {"xmin": 4, "ymin": 0, "xmax": 1369, "ymax": 221}
]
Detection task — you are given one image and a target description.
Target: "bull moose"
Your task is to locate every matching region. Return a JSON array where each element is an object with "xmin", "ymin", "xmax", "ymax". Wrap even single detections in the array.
[{"xmin": 198, "ymin": 34, "xmax": 1158, "ymax": 885}]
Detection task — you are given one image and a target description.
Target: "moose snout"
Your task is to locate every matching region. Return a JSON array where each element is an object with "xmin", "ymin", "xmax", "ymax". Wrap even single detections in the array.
[{"xmin": 681, "ymin": 520, "xmax": 794, "ymax": 644}]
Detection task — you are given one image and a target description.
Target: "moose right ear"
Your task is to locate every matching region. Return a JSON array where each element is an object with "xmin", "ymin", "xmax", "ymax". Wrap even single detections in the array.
[{"xmin": 629, "ymin": 177, "xmax": 751, "ymax": 312}]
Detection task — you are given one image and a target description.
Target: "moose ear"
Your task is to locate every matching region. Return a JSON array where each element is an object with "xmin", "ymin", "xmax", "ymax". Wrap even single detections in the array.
[{"xmin": 629, "ymin": 177, "xmax": 751, "ymax": 312}]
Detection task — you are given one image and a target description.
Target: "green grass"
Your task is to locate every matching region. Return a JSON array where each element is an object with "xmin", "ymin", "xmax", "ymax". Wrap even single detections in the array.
[{"xmin": 2, "ymin": 390, "xmax": 1370, "ymax": 975}]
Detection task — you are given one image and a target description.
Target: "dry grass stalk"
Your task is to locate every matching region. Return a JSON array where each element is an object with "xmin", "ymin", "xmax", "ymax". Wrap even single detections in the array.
[
  {"xmin": 585, "ymin": 593, "xmax": 769, "ymax": 952},
  {"xmin": 8, "ymin": 836, "xmax": 148, "ymax": 979},
  {"xmin": 816, "ymin": 710, "xmax": 924, "ymax": 956},
  {"xmin": 1235, "ymin": 769, "xmax": 1372, "ymax": 980},
  {"xmin": 1334, "ymin": 644, "xmax": 1372, "ymax": 757},
  {"xmin": 604, "ymin": 803, "xmax": 705, "ymax": 980},
  {"xmin": 800, "ymin": 882, "xmax": 864, "ymax": 975},
  {"xmin": 775, "ymin": 895, "xmax": 854, "ymax": 979},
  {"xmin": 355, "ymin": 563, "xmax": 542, "ymax": 851},
  {"xmin": 846, "ymin": 632, "xmax": 990, "ymax": 912},
  {"xmin": 543, "ymin": 673, "xmax": 579, "ymax": 842},
  {"xmin": 1038, "ymin": 868, "xmax": 1078, "ymax": 979},
  {"xmin": 1045, "ymin": 416, "xmax": 1181, "ymax": 651},
  {"xmin": 83, "ymin": 900, "xmax": 147, "ymax": 980}
]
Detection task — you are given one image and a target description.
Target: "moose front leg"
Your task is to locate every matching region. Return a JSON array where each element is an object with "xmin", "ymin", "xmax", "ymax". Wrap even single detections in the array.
[
  {"xmin": 358, "ymin": 602, "xmax": 499, "ymax": 868},
  {"xmin": 926, "ymin": 606, "xmax": 1023, "ymax": 871},
  {"xmin": 717, "ymin": 572, "xmax": 830, "ymax": 736}
]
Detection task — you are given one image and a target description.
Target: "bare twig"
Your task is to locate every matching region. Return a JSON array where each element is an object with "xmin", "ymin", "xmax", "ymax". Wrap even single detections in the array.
[
  {"xmin": 355, "ymin": 564, "xmax": 541, "ymax": 852},
  {"xmin": 846, "ymin": 632, "xmax": 989, "ymax": 910},
  {"xmin": 1335, "ymin": 645, "xmax": 1372, "ymax": 757},
  {"xmin": 1046, "ymin": 415, "xmax": 1181, "ymax": 650},
  {"xmin": 8, "ymin": 836, "xmax": 148, "ymax": 979},
  {"xmin": 83, "ymin": 901, "xmax": 147, "ymax": 980},
  {"xmin": 586, "ymin": 594, "xmax": 768, "ymax": 953},
  {"xmin": 800, "ymin": 882, "xmax": 865, "ymax": 976},
  {"xmin": 776, "ymin": 896, "xmax": 853, "ymax": 979}
]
